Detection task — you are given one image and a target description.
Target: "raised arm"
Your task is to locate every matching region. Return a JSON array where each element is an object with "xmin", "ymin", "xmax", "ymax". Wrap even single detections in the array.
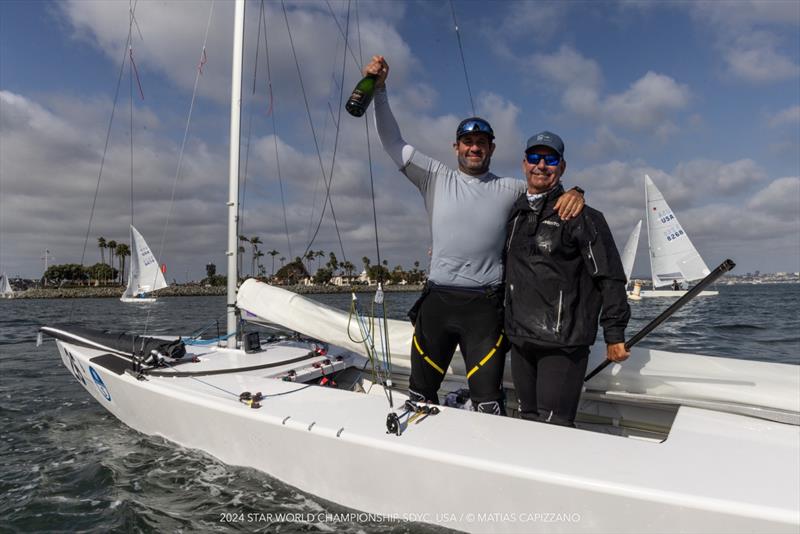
[{"xmin": 365, "ymin": 55, "xmax": 414, "ymax": 169}]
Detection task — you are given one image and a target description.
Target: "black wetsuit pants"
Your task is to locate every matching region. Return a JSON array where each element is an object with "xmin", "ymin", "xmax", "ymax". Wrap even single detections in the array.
[
  {"xmin": 408, "ymin": 285, "xmax": 507, "ymax": 414},
  {"xmin": 510, "ymin": 343, "xmax": 590, "ymax": 427}
]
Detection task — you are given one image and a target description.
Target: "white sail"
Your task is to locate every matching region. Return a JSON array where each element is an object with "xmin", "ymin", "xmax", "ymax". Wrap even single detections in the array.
[
  {"xmin": 121, "ymin": 225, "xmax": 167, "ymax": 300},
  {"xmin": 0, "ymin": 272, "xmax": 13, "ymax": 297},
  {"xmin": 645, "ymin": 174, "xmax": 710, "ymax": 288},
  {"xmin": 620, "ymin": 220, "xmax": 641, "ymax": 284}
]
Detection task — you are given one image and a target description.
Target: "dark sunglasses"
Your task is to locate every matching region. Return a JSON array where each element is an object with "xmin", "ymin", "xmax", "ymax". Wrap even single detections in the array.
[
  {"xmin": 525, "ymin": 153, "xmax": 561, "ymax": 166},
  {"xmin": 457, "ymin": 119, "xmax": 494, "ymax": 139}
]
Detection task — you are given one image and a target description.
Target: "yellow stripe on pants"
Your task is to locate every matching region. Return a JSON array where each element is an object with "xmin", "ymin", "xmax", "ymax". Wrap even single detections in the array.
[
  {"xmin": 466, "ymin": 333, "xmax": 504, "ymax": 379},
  {"xmin": 413, "ymin": 335, "xmax": 445, "ymax": 375}
]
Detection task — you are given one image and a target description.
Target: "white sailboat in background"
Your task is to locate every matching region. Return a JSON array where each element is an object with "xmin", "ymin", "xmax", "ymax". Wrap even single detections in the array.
[
  {"xmin": 620, "ymin": 220, "xmax": 642, "ymax": 300},
  {"xmin": 628, "ymin": 175, "xmax": 718, "ymax": 299},
  {"xmin": 0, "ymin": 272, "xmax": 14, "ymax": 298},
  {"xmin": 120, "ymin": 225, "xmax": 167, "ymax": 303}
]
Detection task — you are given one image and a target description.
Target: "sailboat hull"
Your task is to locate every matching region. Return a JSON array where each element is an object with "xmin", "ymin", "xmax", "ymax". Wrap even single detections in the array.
[
  {"xmin": 120, "ymin": 296, "xmax": 158, "ymax": 303},
  {"xmin": 44, "ymin": 325, "xmax": 799, "ymax": 534},
  {"xmin": 635, "ymin": 290, "xmax": 719, "ymax": 299}
]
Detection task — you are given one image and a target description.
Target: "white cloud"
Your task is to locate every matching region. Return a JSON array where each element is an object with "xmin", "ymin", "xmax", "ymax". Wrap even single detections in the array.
[
  {"xmin": 524, "ymin": 47, "xmax": 690, "ymax": 135},
  {"xmin": 747, "ymin": 176, "xmax": 800, "ymax": 215},
  {"xmin": 581, "ymin": 126, "xmax": 631, "ymax": 160},
  {"xmin": 491, "ymin": 2, "xmax": 568, "ymax": 45},
  {"xmin": 690, "ymin": 2, "xmax": 800, "ymax": 83},
  {"xmin": 724, "ymin": 33, "xmax": 800, "ymax": 83},
  {"xmin": 59, "ymin": 1, "xmax": 415, "ymax": 106},
  {"xmin": 673, "ymin": 159, "xmax": 768, "ymax": 194},
  {"xmin": 529, "ymin": 46, "xmax": 602, "ymax": 119},
  {"xmin": 603, "ymin": 72, "xmax": 691, "ymax": 131},
  {"xmin": 767, "ymin": 105, "xmax": 800, "ymax": 128}
]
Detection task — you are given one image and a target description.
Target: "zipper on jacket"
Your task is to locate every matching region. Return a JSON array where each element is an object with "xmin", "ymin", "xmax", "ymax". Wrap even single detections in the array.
[
  {"xmin": 555, "ymin": 290, "xmax": 563, "ymax": 334},
  {"xmin": 506, "ymin": 214, "xmax": 521, "ymax": 253},
  {"xmin": 587, "ymin": 243, "xmax": 599, "ymax": 275}
]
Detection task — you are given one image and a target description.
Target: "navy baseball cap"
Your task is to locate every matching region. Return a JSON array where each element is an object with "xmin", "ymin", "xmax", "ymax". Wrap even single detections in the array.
[
  {"xmin": 456, "ymin": 117, "xmax": 495, "ymax": 140},
  {"xmin": 525, "ymin": 131, "xmax": 565, "ymax": 157}
]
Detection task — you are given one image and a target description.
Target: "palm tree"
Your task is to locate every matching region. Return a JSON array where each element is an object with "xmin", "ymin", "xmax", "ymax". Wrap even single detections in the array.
[
  {"xmin": 254, "ymin": 250, "xmax": 265, "ymax": 278},
  {"xmin": 327, "ymin": 252, "xmax": 339, "ymax": 274},
  {"xmin": 250, "ymin": 236, "xmax": 262, "ymax": 277},
  {"xmin": 97, "ymin": 237, "xmax": 107, "ymax": 283},
  {"xmin": 238, "ymin": 235, "xmax": 249, "ymax": 276},
  {"xmin": 268, "ymin": 250, "xmax": 280, "ymax": 275},
  {"xmin": 98, "ymin": 237, "xmax": 107, "ymax": 265},
  {"xmin": 280, "ymin": 256, "xmax": 286, "ymax": 268},
  {"xmin": 115, "ymin": 243, "xmax": 130, "ymax": 285},
  {"xmin": 316, "ymin": 250, "xmax": 325, "ymax": 272},
  {"xmin": 342, "ymin": 260, "xmax": 354, "ymax": 280},
  {"xmin": 107, "ymin": 240, "xmax": 117, "ymax": 283}
]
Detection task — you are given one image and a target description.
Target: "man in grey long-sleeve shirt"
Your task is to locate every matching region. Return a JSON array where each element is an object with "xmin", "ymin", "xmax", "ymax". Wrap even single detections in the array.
[{"xmin": 365, "ymin": 55, "xmax": 585, "ymax": 414}]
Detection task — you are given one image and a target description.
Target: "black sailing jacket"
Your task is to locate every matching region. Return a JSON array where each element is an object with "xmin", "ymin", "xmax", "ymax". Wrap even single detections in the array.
[{"xmin": 504, "ymin": 185, "xmax": 630, "ymax": 349}]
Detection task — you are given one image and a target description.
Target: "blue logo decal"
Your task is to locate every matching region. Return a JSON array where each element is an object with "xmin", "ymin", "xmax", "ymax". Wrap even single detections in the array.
[{"xmin": 89, "ymin": 367, "xmax": 112, "ymax": 401}]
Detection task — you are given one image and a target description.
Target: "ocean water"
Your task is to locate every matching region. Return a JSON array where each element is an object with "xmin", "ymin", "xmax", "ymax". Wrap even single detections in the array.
[{"xmin": 1, "ymin": 284, "xmax": 798, "ymax": 532}]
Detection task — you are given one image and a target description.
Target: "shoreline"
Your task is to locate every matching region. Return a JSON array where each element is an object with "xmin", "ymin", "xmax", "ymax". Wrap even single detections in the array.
[{"xmin": 7, "ymin": 283, "xmax": 424, "ymax": 300}]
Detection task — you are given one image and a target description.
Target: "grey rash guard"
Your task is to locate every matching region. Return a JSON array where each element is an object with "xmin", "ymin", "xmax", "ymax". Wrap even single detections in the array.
[{"xmin": 373, "ymin": 88, "xmax": 525, "ymax": 287}]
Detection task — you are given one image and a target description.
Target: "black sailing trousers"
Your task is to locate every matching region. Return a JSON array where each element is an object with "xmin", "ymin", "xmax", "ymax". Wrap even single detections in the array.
[
  {"xmin": 408, "ymin": 284, "xmax": 507, "ymax": 413},
  {"xmin": 509, "ymin": 342, "xmax": 590, "ymax": 427}
]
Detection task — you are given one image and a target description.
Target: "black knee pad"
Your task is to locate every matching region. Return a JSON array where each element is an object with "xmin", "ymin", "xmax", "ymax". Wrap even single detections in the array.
[{"xmin": 473, "ymin": 399, "xmax": 506, "ymax": 416}]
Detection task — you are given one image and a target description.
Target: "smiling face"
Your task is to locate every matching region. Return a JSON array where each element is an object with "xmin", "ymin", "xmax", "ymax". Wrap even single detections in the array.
[
  {"xmin": 454, "ymin": 133, "xmax": 495, "ymax": 175},
  {"xmin": 522, "ymin": 146, "xmax": 566, "ymax": 194}
]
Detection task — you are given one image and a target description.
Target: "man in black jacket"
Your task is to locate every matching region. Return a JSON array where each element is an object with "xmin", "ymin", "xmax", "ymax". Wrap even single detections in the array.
[{"xmin": 504, "ymin": 131, "xmax": 631, "ymax": 427}]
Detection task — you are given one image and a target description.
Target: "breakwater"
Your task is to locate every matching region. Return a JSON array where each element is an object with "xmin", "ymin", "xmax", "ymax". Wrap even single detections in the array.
[{"xmin": 11, "ymin": 283, "xmax": 424, "ymax": 299}]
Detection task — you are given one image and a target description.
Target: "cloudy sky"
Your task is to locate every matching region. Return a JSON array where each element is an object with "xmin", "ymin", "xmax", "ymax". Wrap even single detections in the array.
[{"xmin": 1, "ymin": 0, "xmax": 798, "ymax": 281}]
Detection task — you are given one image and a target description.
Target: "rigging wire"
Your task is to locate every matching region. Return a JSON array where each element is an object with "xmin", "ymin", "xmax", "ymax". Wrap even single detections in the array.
[
  {"xmin": 302, "ymin": 1, "xmax": 352, "ymax": 264},
  {"xmin": 449, "ymin": 0, "xmax": 476, "ymax": 116},
  {"xmin": 324, "ymin": 0, "xmax": 362, "ymax": 71},
  {"xmin": 78, "ymin": 0, "xmax": 140, "ymax": 275},
  {"xmin": 261, "ymin": 1, "xmax": 293, "ymax": 261},
  {"xmin": 304, "ymin": 45, "xmax": 343, "ymax": 250},
  {"xmin": 279, "ymin": 0, "xmax": 348, "ymax": 264},
  {"xmin": 129, "ymin": 1, "xmax": 135, "ymax": 232},
  {"xmin": 354, "ymin": 0, "xmax": 393, "ymax": 407},
  {"xmin": 140, "ymin": 0, "xmax": 216, "ymax": 338},
  {"xmin": 152, "ymin": 1, "xmax": 216, "ymax": 273}
]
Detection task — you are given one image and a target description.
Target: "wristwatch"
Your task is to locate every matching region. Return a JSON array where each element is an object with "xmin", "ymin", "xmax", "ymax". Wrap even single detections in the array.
[{"xmin": 570, "ymin": 185, "xmax": 585, "ymax": 196}]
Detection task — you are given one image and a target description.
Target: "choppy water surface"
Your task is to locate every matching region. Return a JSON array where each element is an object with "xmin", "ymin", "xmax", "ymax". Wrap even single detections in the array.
[{"xmin": 1, "ymin": 284, "xmax": 797, "ymax": 532}]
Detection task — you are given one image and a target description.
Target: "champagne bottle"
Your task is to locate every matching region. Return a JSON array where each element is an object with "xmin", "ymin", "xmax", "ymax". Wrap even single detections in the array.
[{"xmin": 345, "ymin": 74, "xmax": 377, "ymax": 117}]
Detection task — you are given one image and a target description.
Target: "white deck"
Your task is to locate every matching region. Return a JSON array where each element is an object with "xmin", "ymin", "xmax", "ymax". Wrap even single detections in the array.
[{"xmin": 52, "ymin": 336, "xmax": 800, "ymax": 533}]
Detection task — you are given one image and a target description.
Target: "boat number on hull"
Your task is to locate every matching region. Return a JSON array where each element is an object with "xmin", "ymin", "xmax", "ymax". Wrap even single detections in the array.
[
  {"xmin": 89, "ymin": 367, "xmax": 112, "ymax": 401},
  {"xmin": 65, "ymin": 349, "xmax": 87, "ymax": 386}
]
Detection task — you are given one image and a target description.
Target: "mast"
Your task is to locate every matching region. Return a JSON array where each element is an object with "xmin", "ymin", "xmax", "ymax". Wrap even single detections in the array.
[
  {"xmin": 227, "ymin": 0, "xmax": 245, "ymax": 348},
  {"xmin": 644, "ymin": 175, "xmax": 656, "ymax": 288}
]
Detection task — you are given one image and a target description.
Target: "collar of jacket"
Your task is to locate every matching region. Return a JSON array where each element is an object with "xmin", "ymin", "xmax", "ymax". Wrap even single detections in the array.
[{"xmin": 512, "ymin": 183, "xmax": 565, "ymax": 216}]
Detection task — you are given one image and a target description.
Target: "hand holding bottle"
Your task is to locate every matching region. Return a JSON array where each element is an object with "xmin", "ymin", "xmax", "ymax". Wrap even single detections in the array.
[
  {"xmin": 346, "ymin": 55, "xmax": 389, "ymax": 117},
  {"xmin": 364, "ymin": 55, "xmax": 389, "ymax": 88}
]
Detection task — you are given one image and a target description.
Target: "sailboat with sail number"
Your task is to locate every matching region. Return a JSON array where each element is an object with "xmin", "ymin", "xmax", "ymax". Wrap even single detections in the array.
[
  {"xmin": 625, "ymin": 175, "xmax": 719, "ymax": 299},
  {"xmin": 39, "ymin": 2, "xmax": 797, "ymax": 533},
  {"xmin": 120, "ymin": 225, "xmax": 168, "ymax": 303}
]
